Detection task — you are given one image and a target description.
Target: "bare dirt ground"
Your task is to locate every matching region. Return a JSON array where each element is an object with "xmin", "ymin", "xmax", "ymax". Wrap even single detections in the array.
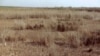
[{"xmin": 0, "ymin": 7, "xmax": 100, "ymax": 56}]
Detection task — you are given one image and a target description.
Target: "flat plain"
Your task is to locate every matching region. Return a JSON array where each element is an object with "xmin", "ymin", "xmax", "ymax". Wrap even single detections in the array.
[{"xmin": 0, "ymin": 7, "xmax": 100, "ymax": 56}]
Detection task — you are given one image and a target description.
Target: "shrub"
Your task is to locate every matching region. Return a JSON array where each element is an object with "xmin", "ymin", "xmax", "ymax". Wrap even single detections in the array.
[
  {"xmin": 13, "ymin": 21, "xmax": 44, "ymax": 30},
  {"xmin": 80, "ymin": 30, "xmax": 100, "ymax": 46},
  {"xmin": 57, "ymin": 24, "xmax": 65, "ymax": 32},
  {"xmin": 55, "ymin": 21, "xmax": 79, "ymax": 32},
  {"xmin": 83, "ymin": 15, "xmax": 93, "ymax": 20},
  {"xmin": 29, "ymin": 14, "xmax": 49, "ymax": 19}
]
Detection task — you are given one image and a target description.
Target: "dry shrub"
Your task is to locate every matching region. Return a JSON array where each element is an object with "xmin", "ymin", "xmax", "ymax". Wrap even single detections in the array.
[
  {"xmin": 29, "ymin": 14, "xmax": 49, "ymax": 19},
  {"xmin": 26, "ymin": 37, "xmax": 49, "ymax": 47},
  {"xmin": 80, "ymin": 30, "xmax": 100, "ymax": 46},
  {"xmin": 13, "ymin": 24, "xmax": 33, "ymax": 30},
  {"xmin": 55, "ymin": 21, "xmax": 80, "ymax": 32},
  {"xmin": 7, "ymin": 15, "xmax": 22, "ymax": 19},
  {"xmin": 32, "ymin": 24, "xmax": 44, "ymax": 30},
  {"xmin": 85, "ymin": 8, "xmax": 100, "ymax": 12},
  {"xmin": 4, "ymin": 15, "xmax": 24, "ymax": 19},
  {"xmin": 16, "ymin": 24, "xmax": 44, "ymax": 30},
  {"xmin": 0, "ymin": 30, "xmax": 25, "ymax": 43},
  {"xmin": 13, "ymin": 20, "xmax": 44, "ymax": 30},
  {"xmin": 54, "ymin": 30, "xmax": 100, "ymax": 48},
  {"xmin": 53, "ymin": 31, "xmax": 83, "ymax": 48},
  {"xmin": 65, "ymin": 21, "xmax": 79, "ymax": 31},
  {"xmin": 5, "ymin": 36, "xmax": 25, "ymax": 42},
  {"xmin": 24, "ymin": 32, "xmax": 54, "ymax": 47},
  {"xmin": 61, "ymin": 29, "xmax": 100, "ymax": 47},
  {"xmin": 25, "ymin": 24, "xmax": 34, "ymax": 30},
  {"xmin": 64, "ymin": 31, "xmax": 82, "ymax": 48},
  {"xmin": 57, "ymin": 23, "xmax": 65, "ymax": 32},
  {"xmin": 83, "ymin": 15, "xmax": 93, "ymax": 20}
]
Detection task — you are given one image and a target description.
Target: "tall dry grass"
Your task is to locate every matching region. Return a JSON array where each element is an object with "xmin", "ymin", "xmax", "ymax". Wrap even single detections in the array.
[{"xmin": 0, "ymin": 7, "xmax": 100, "ymax": 56}]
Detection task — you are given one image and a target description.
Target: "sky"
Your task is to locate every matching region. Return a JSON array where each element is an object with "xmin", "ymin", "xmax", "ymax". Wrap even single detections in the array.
[{"xmin": 0, "ymin": 0, "xmax": 100, "ymax": 7}]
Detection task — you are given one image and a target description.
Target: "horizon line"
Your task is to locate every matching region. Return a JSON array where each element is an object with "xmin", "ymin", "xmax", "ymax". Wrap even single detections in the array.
[{"xmin": 1, "ymin": 5, "xmax": 100, "ymax": 8}]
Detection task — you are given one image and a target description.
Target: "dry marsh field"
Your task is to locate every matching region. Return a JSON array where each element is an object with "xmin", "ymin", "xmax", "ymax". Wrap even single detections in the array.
[{"xmin": 0, "ymin": 7, "xmax": 100, "ymax": 56}]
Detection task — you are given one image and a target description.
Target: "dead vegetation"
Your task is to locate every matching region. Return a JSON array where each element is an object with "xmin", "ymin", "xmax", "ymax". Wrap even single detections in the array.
[{"xmin": 0, "ymin": 7, "xmax": 100, "ymax": 56}]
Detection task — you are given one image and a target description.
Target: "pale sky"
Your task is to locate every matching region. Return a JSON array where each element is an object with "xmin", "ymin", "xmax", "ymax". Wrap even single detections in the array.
[{"xmin": 0, "ymin": 0, "xmax": 100, "ymax": 7}]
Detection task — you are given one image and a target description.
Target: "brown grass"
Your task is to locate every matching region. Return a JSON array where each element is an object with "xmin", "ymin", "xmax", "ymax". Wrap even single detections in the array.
[{"xmin": 0, "ymin": 7, "xmax": 100, "ymax": 56}]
